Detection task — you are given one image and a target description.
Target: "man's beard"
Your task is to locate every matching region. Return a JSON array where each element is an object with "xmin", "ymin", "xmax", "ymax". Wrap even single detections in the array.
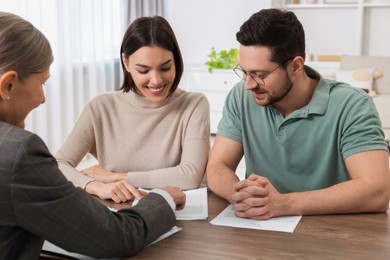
[{"xmin": 266, "ymin": 75, "xmax": 293, "ymax": 107}]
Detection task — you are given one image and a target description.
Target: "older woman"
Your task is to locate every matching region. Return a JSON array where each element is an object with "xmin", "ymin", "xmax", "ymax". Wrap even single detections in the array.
[{"xmin": 0, "ymin": 11, "xmax": 185, "ymax": 259}]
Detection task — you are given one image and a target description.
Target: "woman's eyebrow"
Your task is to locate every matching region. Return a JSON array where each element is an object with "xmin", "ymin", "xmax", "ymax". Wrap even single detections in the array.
[{"xmin": 135, "ymin": 59, "xmax": 173, "ymax": 68}]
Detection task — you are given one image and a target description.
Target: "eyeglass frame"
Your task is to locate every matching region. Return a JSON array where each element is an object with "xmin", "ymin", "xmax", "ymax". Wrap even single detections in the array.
[{"xmin": 233, "ymin": 57, "xmax": 295, "ymax": 86}]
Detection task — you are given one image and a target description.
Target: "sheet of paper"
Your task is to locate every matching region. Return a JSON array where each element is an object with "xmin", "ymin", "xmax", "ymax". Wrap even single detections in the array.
[
  {"xmin": 148, "ymin": 226, "xmax": 182, "ymax": 246},
  {"xmin": 42, "ymin": 226, "xmax": 181, "ymax": 259},
  {"xmin": 175, "ymin": 187, "xmax": 208, "ymax": 220},
  {"xmin": 210, "ymin": 204, "xmax": 302, "ymax": 233},
  {"xmin": 132, "ymin": 187, "xmax": 208, "ymax": 220},
  {"xmin": 42, "ymin": 241, "xmax": 102, "ymax": 260}
]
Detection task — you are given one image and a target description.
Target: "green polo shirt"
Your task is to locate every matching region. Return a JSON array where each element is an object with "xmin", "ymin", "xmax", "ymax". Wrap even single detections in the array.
[{"xmin": 217, "ymin": 66, "xmax": 387, "ymax": 193}]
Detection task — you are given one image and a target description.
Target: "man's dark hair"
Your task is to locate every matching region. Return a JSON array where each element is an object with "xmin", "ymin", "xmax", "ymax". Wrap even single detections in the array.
[{"xmin": 236, "ymin": 8, "xmax": 305, "ymax": 67}]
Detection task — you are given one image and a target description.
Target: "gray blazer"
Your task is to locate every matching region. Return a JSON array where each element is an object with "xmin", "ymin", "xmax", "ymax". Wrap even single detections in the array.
[{"xmin": 0, "ymin": 121, "xmax": 176, "ymax": 259}]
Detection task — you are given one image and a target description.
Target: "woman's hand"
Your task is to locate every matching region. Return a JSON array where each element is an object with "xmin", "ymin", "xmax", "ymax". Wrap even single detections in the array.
[{"xmin": 85, "ymin": 180, "xmax": 146, "ymax": 203}]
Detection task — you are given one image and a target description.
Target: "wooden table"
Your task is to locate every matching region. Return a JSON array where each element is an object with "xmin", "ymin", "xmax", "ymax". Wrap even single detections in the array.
[{"xmin": 100, "ymin": 191, "xmax": 390, "ymax": 259}]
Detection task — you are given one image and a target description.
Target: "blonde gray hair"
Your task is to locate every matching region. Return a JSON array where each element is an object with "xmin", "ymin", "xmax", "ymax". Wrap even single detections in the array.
[{"xmin": 0, "ymin": 12, "xmax": 53, "ymax": 79}]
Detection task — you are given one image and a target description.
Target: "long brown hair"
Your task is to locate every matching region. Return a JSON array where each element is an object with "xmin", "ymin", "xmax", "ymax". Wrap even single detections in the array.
[{"xmin": 120, "ymin": 16, "xmax": 183, "ymax": 98}]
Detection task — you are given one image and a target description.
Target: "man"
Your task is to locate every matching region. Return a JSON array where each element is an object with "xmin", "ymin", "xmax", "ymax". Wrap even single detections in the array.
[{"xmin": 206, "ymin": 8, "xmax": 390, "ymax": 220}]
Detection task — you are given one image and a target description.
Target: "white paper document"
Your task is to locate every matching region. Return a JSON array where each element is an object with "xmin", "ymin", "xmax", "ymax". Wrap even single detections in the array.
[
  {"xmin": 175, "ymin": 187, "xmax": 208, "ymax": 220},
  {"xmin": 210, "ymin": 205, "xmax": 302, "ymax": 233},
  {"xmin": 148, "ymin": 226, "xmax": 182, "ymax": 246},
  {"xmin": 42, "ymin": 240, "xmax": 106, "ymax": 260},
  {"xmin": 132, "ymin": 187, "xmax": 208, "ymax": 220},
  {"xmin": 42, "ymin": 226, "xmax": 181, "ymax": 259}
]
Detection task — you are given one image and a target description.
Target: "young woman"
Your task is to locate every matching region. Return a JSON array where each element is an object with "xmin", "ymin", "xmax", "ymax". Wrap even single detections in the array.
[
  {"xmin": 0, "ymin": 11, "xmax": 185, "ymax": 259},
  {"xmin": 55, "ymin": 16, "xmax": 210, "ymax": 203}
]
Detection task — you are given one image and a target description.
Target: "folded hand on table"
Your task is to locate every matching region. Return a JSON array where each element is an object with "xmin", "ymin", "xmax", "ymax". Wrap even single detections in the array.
[{"xmin": 232, "ymin": 174, "xmax": 286, "ymax": 220}]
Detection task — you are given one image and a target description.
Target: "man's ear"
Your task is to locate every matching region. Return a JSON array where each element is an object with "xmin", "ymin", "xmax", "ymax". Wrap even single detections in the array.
[
  {"xmin": 0, "ymin": 71, "xmax": 17, "ymax": 100},
  {"xmin": 291, "ymin": 56, "xmax": 305, "ymax": 75},
  {"xmin": 121, "ymin": 53, "xmax": 130, "ymax": 72}
]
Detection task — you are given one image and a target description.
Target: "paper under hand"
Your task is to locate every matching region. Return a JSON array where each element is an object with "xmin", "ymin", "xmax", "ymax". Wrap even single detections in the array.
[{"xmin": 210, "ymin": 204, "xmax": 301, "ymax": 233}]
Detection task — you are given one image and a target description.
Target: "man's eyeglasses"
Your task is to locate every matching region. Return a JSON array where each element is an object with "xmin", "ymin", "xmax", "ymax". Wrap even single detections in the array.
[{"xmin": 233, "ymin": 57, "xmax": 294, "ymax": 86}]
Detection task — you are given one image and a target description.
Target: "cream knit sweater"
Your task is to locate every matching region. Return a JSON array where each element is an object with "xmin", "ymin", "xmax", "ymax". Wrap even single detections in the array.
[{"xmin": 55, "ymin": 88, "xmax": 210, "ymax": 190}]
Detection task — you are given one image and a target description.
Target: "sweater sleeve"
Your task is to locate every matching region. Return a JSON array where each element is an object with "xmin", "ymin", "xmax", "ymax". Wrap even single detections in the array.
[
  {"xmin": 12, "ymin": 134, "xmax": 176, "ymax": 258},
  {"xmin": 55, "ymin": 103, "xmax": 96, "ymax": 188},
  {"xmin": 127, "ymin": 94, "xmax": 211, "ymax": 190}
]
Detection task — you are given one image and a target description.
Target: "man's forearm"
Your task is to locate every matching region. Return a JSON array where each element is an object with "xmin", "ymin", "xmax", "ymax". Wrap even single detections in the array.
[
  {"xmin": 206, "ymin": 164, "xmax": 239, "ymax": 203},
  {"xmin": 286, "ymin": 179, "xmax": 390, "ymax": 216}
]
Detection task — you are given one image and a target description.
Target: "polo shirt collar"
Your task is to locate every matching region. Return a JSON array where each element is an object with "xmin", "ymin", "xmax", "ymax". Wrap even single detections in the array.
[
  {"xmin": 287, "ymin": 66, "xmax": 329, "ymax": 119},
  {"xmin": 305, "ymin": 65, "xmax": 330, "ymax": 116}
]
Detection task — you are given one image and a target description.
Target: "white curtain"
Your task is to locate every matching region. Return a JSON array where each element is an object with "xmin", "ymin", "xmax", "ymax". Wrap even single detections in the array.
[
  {"xmin": 122, "ymin": 0, "xmax": 163, "ymax": 31},
  {"xmin": 0, "ymin": 0, "xmax": 163, "ymax": 153}
]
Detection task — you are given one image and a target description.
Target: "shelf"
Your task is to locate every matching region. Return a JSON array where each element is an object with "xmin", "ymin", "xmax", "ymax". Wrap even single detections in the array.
[
  {"xmin": 286, "ymin": 4, "xmax": 358, "ymax": 9},
  {"xmin": 285, "ymin": 2, "xmax": 390, "ymax": 8},
  {"xmin": 363, "ymin": 3, "xmax": 390, "ymax": 7},
  {"xmin": 277, "ymin": 0, "xmax": 390, "ymax": 56}
]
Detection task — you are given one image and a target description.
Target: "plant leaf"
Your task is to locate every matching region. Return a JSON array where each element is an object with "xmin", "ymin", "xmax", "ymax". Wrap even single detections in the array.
[{"xmin": 204, "ymin": 47, "xmax": 238, "ymax": 73}]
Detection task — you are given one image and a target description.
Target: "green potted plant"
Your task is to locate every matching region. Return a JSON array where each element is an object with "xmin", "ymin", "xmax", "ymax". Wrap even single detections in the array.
[{"xmin": 204, "ymin": 47, "xmax": 238, "ymax": 73}]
